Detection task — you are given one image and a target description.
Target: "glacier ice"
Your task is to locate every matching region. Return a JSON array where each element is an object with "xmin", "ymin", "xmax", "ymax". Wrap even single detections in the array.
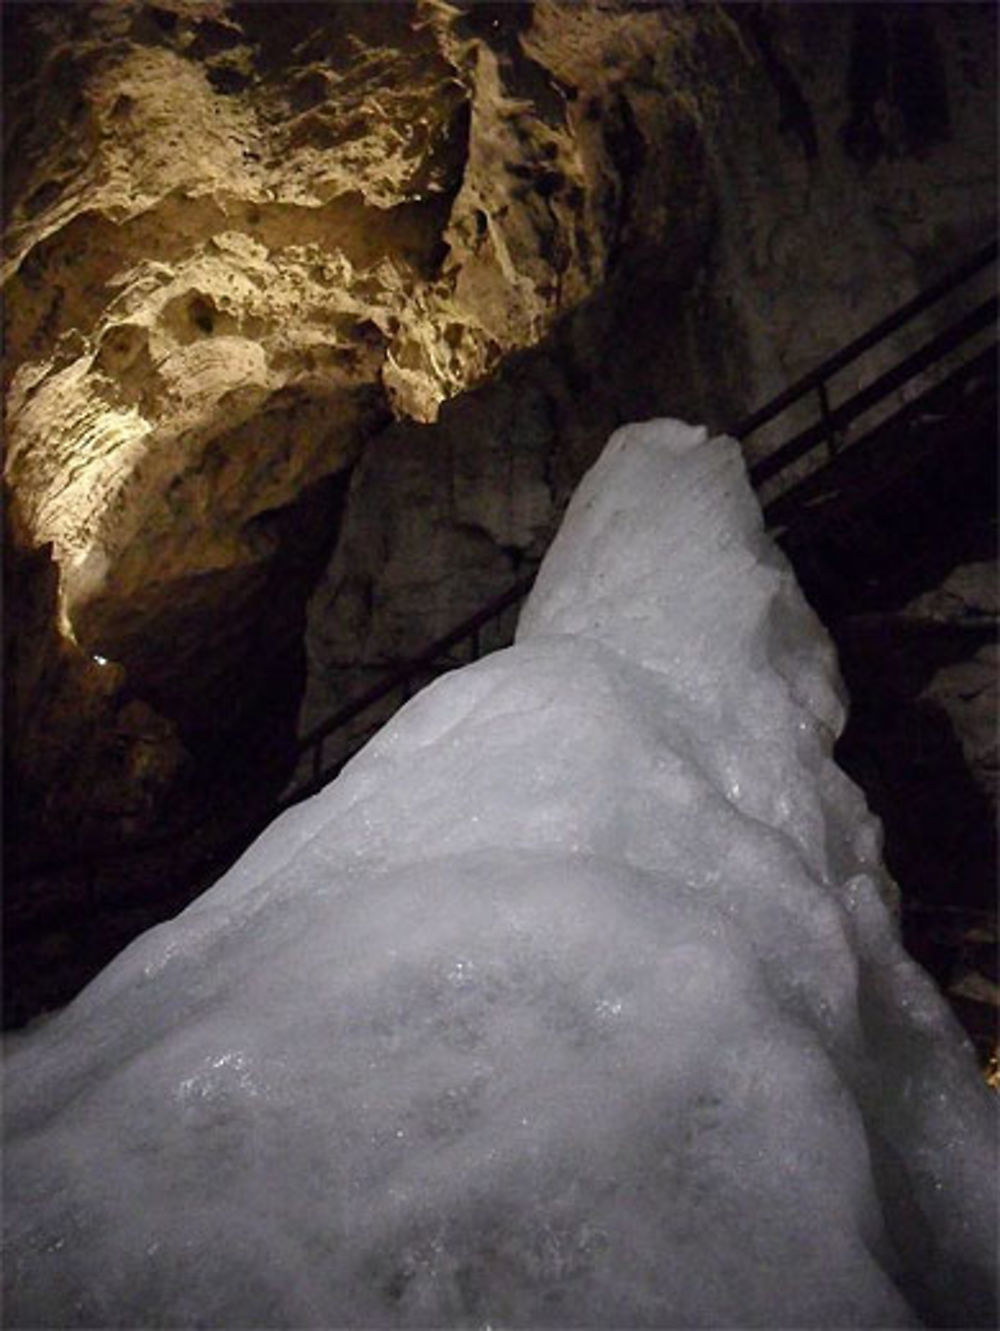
[{"xmin": 3, "ymin": 419, "xmax": 996, "ymax": 1329}]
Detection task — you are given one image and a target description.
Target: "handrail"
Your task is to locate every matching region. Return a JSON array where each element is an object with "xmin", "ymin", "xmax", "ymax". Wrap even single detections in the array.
[
  {"xmin": 748, "ymin": 295, "xmax": 998, "ymax": 486},
  {"xmin": 762, "ymin": 345, "xmax": 996, "ymax": 580},
  {"xmin": 296, "ymin": 575, "xmax": 535, "ymax": 763},
  {"xmin": 6, "ymin": 239, "xmax": 997, "ymax": 894},
  {"xmin": 732, "ymin": 239, "xmax": 996, "ymax": 441}
]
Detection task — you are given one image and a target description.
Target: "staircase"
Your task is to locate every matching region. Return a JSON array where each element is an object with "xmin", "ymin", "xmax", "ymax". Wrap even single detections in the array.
[{"xmin": 4, "ymin": 240, "xmax": 996, "ymax": 1028}]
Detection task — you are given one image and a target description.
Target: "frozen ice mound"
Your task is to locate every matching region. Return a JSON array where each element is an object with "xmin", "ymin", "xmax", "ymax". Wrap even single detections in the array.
[{"xmin": 4, "ymin": 420, "xmax": 996, "ymax": 1329}]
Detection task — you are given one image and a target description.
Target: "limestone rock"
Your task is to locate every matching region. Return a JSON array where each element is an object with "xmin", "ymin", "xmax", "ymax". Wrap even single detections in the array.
[
  {"xmin": 4, "ymin": 0, "xmax": 740, "ymax": 858},
  {"xmin": 908, "ymin": 565, "xmax": 999, "ymax": 809},
  {"xmin": 925, "ymin": 643, "xmax": 998, "ymax": 805},
  {"xmin": 905, "ymin": 561, "xmax": 998, "ymax": 627},
  {"xmin": 2, "ymin": 2, "xmax": 996, "ymax": 1018}
]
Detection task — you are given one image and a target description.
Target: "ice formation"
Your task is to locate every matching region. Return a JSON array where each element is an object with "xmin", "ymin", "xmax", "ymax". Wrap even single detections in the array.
[{"xmin": 4, "ymin": 420, "xmax": 996, "ymax": 1329}]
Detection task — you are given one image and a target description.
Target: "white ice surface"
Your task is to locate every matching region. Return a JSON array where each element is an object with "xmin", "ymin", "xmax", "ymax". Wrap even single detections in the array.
[{"xmin": 4, "ymin": 420, "xmax": 997, "ymax": 1329}]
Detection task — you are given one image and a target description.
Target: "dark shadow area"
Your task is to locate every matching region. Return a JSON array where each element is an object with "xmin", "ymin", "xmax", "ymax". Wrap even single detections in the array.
[
  {"xmin": 775, "ymin": 360, "xmax": 998, "ymax": 1060},
  {"xmin": 3, "ymin": 469, "xmax": 354, "ymax": 1027}
]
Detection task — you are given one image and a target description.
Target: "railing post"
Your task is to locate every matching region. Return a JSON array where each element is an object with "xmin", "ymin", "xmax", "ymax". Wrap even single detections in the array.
[{"xmin": 816, "ymin": 380, "xmax": 840, "ymax": 458}]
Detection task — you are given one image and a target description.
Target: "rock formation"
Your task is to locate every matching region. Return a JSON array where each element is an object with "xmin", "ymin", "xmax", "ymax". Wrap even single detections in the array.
[
  {"xmin": 2, "ymin": 1, "xmax": 996, "ymax": 1018},
  {"xmin": 4, "ymin": 1, "xmax": 736, "ymax": 858}
]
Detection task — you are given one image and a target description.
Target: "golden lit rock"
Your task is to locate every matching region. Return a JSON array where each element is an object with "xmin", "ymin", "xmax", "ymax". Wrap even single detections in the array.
[{"xmin": 4, "ymin": 0, "xmax": 736, "ymax": 854}]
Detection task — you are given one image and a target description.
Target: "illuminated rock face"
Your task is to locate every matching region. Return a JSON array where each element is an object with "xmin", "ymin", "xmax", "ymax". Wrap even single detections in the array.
[
  {"xmin": 3, "ymin": 0, "xmax": 732, "ymax": 844},
  {"xmin": 3, "ymin": 422, "xmax": 996, "ymax": 1329}
]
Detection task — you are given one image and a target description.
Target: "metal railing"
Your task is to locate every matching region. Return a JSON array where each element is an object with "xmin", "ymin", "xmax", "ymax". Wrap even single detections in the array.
[
  {"xmin": 290, "ymin": 574, "xmax": 534, "ymax": 801},
  {"xmin": 736, "ymin": 239, "xmax": 996, "ymax": 478}
]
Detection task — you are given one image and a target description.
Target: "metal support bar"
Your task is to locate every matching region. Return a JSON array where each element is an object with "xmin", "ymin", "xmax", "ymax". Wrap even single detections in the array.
[{"xmin": 816, "ymin": 381, "xmax": 840, "ymax": 457}]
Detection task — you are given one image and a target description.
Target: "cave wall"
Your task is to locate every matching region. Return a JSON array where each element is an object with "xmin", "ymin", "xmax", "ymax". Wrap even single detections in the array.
[
  {"xmin": 2, "ymin": 2, "xmax": 996, "ymax": 1020},
  {"xmin": 4, "ymin": 0, "xmax": 746, "ymax": 857}
]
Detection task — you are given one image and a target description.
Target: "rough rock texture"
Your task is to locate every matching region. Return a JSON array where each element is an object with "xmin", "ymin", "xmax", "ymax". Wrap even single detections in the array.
[
  {"xmin": 910, "ymin": 563, "xmax": 999, "ymax": 810},
  {"xmin": 924, "ymin": 644, "xmax": 997, "ymax": 801},
  {"xmin": 3, "ymin": 0, "xmax": 740, "ymax": 861},
  {"xmin": 2, "ymin": 1, "xmax": 996, "ymax": 1018},
  {"xmin": 705, "ymin": 5, "xmax": 997, "ymax": 463}
]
